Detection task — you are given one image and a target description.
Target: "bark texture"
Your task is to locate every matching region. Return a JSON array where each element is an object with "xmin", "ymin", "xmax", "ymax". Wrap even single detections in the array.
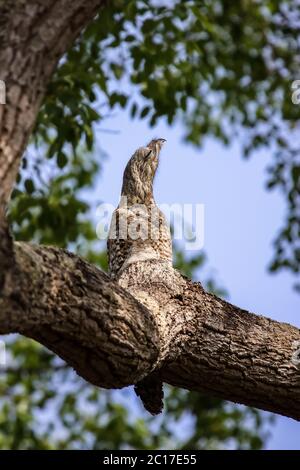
[
  {"xmin": 0, "ymin": 0, "xmax": 300, "ymax": 422},
  {"xmin": 118, "ymin": 261, "xmax": 300, "ymax": 420},
  {"xmin": 0, "ymin": 243, "xmax": 159, "ymax": 388}
]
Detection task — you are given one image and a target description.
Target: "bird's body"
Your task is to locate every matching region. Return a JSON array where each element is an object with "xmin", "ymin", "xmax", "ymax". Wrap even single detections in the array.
[
  {"xmin": 108, "ymin": 139, "xmax": 172, "ymax": 279},
  {"xmin": 107, "ymin": 138, "xmax": 171, "ymax": 415}
]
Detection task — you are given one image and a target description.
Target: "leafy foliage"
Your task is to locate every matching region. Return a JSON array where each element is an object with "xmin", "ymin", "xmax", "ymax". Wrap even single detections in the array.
[{"xmin": 0, "ymin": 342, "xmax": 269, "ymax": 449}]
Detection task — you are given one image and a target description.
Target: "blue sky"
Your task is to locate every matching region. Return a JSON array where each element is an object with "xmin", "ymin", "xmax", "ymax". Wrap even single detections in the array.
[{"xmin": 96, "ymin": 108, "xmax": 300, "ymax": 450}]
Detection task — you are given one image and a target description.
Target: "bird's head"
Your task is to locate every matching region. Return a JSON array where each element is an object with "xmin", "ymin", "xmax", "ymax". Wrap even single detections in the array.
[
  {"xmin": 147, "ymin": 138, "xmax": 167, "ymax": 156},
  {"xmin": 121, "ymin": 138, "xmax": 166, "ymax": 204}
]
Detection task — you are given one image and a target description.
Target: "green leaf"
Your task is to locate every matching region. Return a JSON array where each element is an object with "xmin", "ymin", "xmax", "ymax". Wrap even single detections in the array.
[
  {"xmin": 57, "ymin": 152, "xmax": 68, "ymax": 169},
  {"xmin": 140, "ymin": 106, "xmax": 150, "ymax": 118},
  {"xmin": 24, "ymin": 179, "xmax": 35, "ymax": 195}
]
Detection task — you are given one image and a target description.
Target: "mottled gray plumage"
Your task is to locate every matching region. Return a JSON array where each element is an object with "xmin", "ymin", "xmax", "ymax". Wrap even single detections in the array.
[
  {"xmin": 107, "ymin": 138, "xmax": 171, "ymax": 414},
  {"xmin": 107, "ymin": 139, "xmax": 172, "ymax": 280}
]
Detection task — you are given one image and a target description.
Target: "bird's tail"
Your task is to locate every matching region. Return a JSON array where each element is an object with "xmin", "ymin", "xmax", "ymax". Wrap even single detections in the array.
[{"xmin": 134, "ymin": 372, "xmax": 164, "ymax": 415}]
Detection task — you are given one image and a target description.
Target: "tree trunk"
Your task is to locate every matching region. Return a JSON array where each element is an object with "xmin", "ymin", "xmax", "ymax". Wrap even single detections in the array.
[{"xmin": 0, "ymin": 0, "xmax": 105, "ymax": 210}]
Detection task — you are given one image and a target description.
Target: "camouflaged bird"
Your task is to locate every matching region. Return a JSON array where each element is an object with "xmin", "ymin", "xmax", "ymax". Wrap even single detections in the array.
[
  {"xmin": 107, "ymin": 138, "xmax": 172, "ymax": 279},
  {"xmin": 107, "ymin": 138, "xmax": 172, "ymax": 415}
]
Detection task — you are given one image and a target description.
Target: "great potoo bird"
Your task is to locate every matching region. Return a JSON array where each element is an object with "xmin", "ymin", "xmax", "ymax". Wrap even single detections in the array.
[
  {"xmin": 107, "ymin": 138, "xmax": 172, "ymax": 279},
  {"xmin": 107, "ymin": 138, "xmax": 172, "ymax": 414}
]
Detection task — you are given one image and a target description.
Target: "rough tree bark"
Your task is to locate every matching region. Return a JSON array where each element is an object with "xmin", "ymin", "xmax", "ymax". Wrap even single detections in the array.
[{"xmin": 0, "ymin": 0, "xmax": 300, "ymax": 421}]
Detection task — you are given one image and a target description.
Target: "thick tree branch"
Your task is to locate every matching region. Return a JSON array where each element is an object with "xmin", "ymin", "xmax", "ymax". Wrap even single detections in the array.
[
  {"xmin": 1, "ymin": 243, "xmax": 300, "ymax": 421},
  {"xmin": 0, "ymin": 242, "xmax": 159, "ymax": 388},
  {"xmin": 118, "ymin": 261, "xmax": 300, "ymax": 420}
]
